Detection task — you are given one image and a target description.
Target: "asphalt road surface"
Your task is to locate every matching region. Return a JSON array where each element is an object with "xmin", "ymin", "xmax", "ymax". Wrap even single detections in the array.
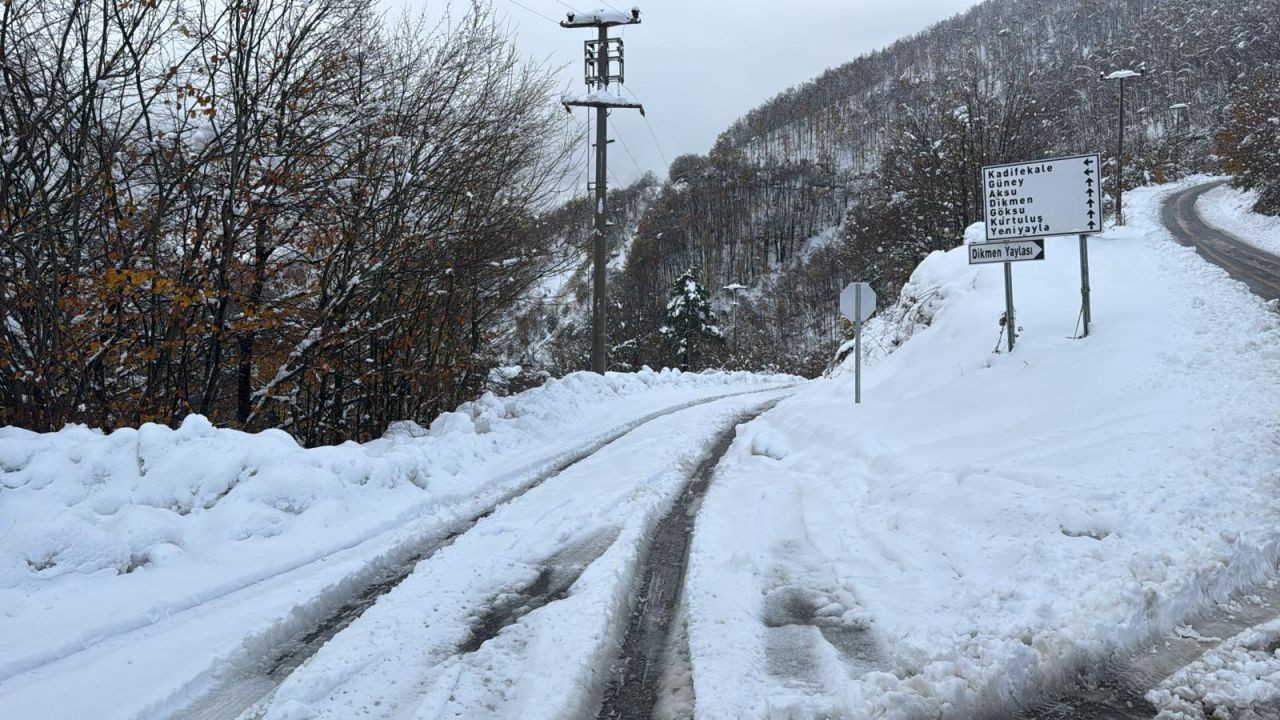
[{"xmin": 1161, "ymin": 181, "xmax": 1280, "ymax": 301}]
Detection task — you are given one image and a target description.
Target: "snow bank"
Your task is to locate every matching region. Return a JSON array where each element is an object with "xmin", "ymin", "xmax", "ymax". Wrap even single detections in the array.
[
  {"xmin": 1196, "ymin": 182, "xmax": 1280, "ymax": 257},
  {"xmin": 0, "ymin": 369, "xmax": 784, "ymax": 588},
  {"xmin": 1148, "ymin": 616, "xmax": 1280, "ymax": 719},
  {"xmin": 0, "ymin": 367, "xmax": 795, "ymax": 691},
  {"xmin": 830, "ymin": 242, "xmax": 969, "ymax": 372},
  {"xmin": 687, "ymin": 180, "xmax": 1280, "ymax": 718}
]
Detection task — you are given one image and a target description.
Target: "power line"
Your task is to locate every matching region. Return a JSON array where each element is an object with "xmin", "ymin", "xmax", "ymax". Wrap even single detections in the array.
[
  {"xmin": 551, "ymin": 0, "xmax": 627, "ymax": 20},
  {"xmin": 502, "ymin": 0, "xmax": 558, "ymax": 23},
  {"xmin": 608, "ymin": 116, "xmax": 643, "ymax": 178},
  {"xmin": 620, "ymin": 82, "xmax": 670, "ymax": 170},
  {"xmin": 580, "ymin": 110, "xmax": 592, "ymax": 195},
  {"xmin": 641, "ymin": 114, "xmax": 670, "ymax": 170}
]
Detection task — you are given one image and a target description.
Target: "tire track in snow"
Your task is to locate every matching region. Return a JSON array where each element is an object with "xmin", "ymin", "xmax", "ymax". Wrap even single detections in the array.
[
  {"xmin": 1013, "ymin": 565, "xmax": 1280, "ymax": 719},
  {"xmin": 176, "ymin": 385, "xmax": 794, "ymax": 720},
  {"xmin": 457, "ymin": 526, "xmax": 620, "ymax": 655},
  {"xmin": 596, "ymin": 400, "xmax": 782, "ymax": 720}
]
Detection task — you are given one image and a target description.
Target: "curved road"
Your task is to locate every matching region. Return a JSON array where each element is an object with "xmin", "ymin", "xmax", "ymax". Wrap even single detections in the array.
[{"xmin": 1162, "ymin": 181, "xmax": 1280, "ymax": 300}]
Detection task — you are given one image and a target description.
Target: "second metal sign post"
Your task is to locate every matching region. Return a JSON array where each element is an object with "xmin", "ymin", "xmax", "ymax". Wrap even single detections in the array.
[{"xmin": 840, "ymin": 282, "xmax": 876, "ymax": 404}]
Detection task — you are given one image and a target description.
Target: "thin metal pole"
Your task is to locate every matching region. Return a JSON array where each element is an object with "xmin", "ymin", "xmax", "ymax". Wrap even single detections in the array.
[
  {"xmin": 732, "ymin": 295, "xmax": 738, "ymax": 356},
  {"xmin": 1079, "ymin": 233, "xmax": 1092, "ymax": 337},
  {"xmin": 854, "ymin": 291, "xmax": 862, "ymax": 404},
  {"xmin": 1004, "ymin": 261, "xmax": 1016, "ymax": 352},
  {"xmin": 590, "ymin": 24, "xmax": 609, "ymax": 374},
  {"xmin": 1116, "ymin": 78, "xmax": 1126, "ymax": 226}
]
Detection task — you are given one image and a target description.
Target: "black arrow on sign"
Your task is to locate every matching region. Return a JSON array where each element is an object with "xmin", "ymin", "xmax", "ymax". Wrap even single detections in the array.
[
  {"xmin": 1084, "ymin": 169, "xmax": 1093, "ymax": 176},
  {"xmin": 1088, "ymin": 210, "xmax": 1096, "ymax": 218},
  {"xmin": 1088, "ymin": 221, "xmax": 1097, "ymax": 229},
  {"xmin": 1087, "ymin": 188, "xmax": 1095, "ymax": 197},
  {"xmin": 1084, "ymin": 158, "xmax": 1094, "ymax": 166},
  {"xmin": 1086, "ymin": 178, "xmax": 1094, "ymax": 187},
  {"xmin": 1088, "ymin": 199, "xmax": 1095, "ymax": 207}
]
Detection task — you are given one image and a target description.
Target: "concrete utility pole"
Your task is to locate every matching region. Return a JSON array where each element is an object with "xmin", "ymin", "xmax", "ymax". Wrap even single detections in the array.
[
  {"xmin": 1101, "ymin": 66, "xmax": 1146, "ymax": 226},
  {"xmin": 561, "ymin": 8, "xmax": 644, "ymax": 374}
]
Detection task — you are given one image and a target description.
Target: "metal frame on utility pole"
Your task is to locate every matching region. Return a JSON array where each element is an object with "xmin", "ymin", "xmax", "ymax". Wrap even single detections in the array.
[
  {"xmin": 1101, "ymin": 66, "xmax": 1146, "ymax": 226},
  {"xmin": 560, "ymin": 9, "xmax": 644, "ymax": 375}
]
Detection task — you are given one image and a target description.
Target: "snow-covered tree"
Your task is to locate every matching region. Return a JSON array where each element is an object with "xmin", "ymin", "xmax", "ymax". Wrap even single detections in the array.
[
  {"xmin": 1219, "ymin": 64, "xmax": 1280, "ymax": 216},
  {"xmin": 659, "ymin": 268, "xmax": 723, "ymax": 370},
  {"xmin": 0, "ymin": 0, "xmax": 576, "ymax": 445}
]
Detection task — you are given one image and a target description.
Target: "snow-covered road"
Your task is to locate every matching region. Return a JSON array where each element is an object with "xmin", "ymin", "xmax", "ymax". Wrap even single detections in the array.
[
  {"xmin": 0, "ymin": 373, "xmax": 797, "ymax": 720},
  {"xmin": 229, "ymin": 389, "xmax": 790, "ymax": 720},
  {"xmin": 1163, "ymin": 180, "xmax": 1280, "ymax": 301}
]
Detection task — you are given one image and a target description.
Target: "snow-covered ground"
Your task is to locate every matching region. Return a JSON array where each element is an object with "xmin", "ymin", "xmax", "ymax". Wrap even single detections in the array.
[
  {"xmin": 1197, "ymin": 182, "xmax": 1280, "ymax": 256},
  {"xmin": 251, "ymin": 389, "xmax": 790, "ymax": 720},
  {"xmin": 0, "ymin": 369, "xmax": 795, "ymax": 719},
  {"xmin": 685, "ymin": 181, "xmax": 1280, "ymax": 717},
  {"xmin": 5, "ymin": 180, "xmax": 1280, "ymax": 720}
]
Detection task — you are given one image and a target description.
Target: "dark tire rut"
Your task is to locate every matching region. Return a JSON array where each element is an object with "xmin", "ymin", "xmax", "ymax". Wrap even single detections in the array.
[{"xmin": 596, "ymin": 401, "xmax": 782, "ymax": 720}]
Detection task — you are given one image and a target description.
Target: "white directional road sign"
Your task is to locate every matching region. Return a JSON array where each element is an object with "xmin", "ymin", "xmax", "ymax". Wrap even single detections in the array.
[
  {"xmin": 840, "ymin": 282, "xmax": 876, "ymax": 323},
  {"xmin": 969, "ymin": 239, "xmax": 1046, "ymax": 265},
  {"xmin": 983, "ymin": 153, "xmax": 1102, "ymax": 241}
]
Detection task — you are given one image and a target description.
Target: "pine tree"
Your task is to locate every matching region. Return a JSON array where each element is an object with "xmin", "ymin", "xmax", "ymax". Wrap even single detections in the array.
[{"xmin": 659, "ymin": 268, "xmax": 724, "ymax": 370}]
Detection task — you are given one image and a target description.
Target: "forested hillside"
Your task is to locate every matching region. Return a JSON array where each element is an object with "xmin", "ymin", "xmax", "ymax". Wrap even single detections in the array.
[
  {"xmin": 529, "ymin": 0, "xmax": 1280, "ymax": 376},
  {"xmin": 5, "ymin": 0, "xmax": 1280, "ymax": 442},
  {"xmin": 0, "ymin": 0, "xmax": 579, "ymax": 444}
]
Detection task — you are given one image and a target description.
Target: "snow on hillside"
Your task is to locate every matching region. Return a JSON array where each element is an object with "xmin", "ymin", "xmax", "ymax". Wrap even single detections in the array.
[
  {"xmin": 685, "ymin": 181, "xmax": 1280, "ymax": 717},
  {"xmin": 1196, "ymin": 182, "xmax": 1280, "ymax": 257},
  {"xmin": 0, "ymin": 367, "xmax": 796, "ymax": 712}
]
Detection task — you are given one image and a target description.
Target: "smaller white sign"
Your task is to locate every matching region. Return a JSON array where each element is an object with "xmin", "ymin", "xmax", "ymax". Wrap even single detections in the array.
[
  {"xmin": 840, "ymin": 282, "xmax": 876, "ymax": 323},
  {"xmin": 968, "ymin": 239, "xmax": 1046, "ymax": 265}
]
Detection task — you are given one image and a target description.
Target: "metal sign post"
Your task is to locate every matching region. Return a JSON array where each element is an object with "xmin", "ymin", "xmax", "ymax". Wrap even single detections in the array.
[
  {"xmin": 855, "ymin": 292, "xmax": 863, "ymax": 403},
  {"xmin": 1004, "ymin": 261, "xmax": 1016, "ymax": 352},
  {"xmin": 839, "ymin": 282, "xmax": 876, "ymax": 404},
  {"xmin": 1079, "ymin": 234, "xmax": 1092, "ymax": 337}
]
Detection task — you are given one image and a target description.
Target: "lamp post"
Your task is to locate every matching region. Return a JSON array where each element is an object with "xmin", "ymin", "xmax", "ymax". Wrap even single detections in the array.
[
  {"xmin": 723, "ymin": 283, "xmax": 746, "ymax": 357},
  {"xmin": 1100, "ymin": 65, "xmax": 1146, "ymax": 226},
  {"xmin": 1168, "ymin": 102, "xmax": 1190, "ymax": 175}
]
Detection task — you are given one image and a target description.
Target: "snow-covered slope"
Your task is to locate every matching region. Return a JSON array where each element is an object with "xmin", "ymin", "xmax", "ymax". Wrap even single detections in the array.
[
  {"xmin": 1196, "ymin": 182, "xmax": 1280, "ymax": 257},
  {"xmin": 684, "ymin": 181, "xmax": 1280, "ymax": 717}
]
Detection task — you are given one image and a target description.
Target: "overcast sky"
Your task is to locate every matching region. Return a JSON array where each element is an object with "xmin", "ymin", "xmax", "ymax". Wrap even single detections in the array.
[{"xmin": 380, "ymin": 0, "xmax": 983, "ymax": 187}]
